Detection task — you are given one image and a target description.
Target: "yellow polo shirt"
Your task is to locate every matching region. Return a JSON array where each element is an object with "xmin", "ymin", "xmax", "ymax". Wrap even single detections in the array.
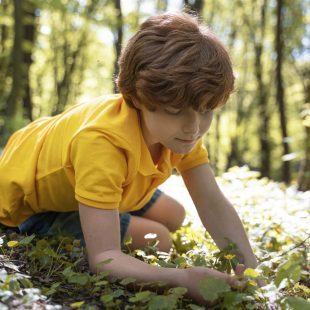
[{"xmin": 0, "ymin": 94, "xmax": 209, "ymax": 227}]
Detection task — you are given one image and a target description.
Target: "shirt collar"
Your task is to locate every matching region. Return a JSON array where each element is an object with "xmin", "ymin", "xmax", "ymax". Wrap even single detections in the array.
[{"xmin": 120, "ymin": 99, "xmax": 171, "ymax": 177}]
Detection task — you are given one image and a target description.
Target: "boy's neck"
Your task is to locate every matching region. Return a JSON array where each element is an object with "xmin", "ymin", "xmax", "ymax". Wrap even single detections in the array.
[{"xmin": 148, "ymin": 143, "xmax": 163, "ymax": 165}]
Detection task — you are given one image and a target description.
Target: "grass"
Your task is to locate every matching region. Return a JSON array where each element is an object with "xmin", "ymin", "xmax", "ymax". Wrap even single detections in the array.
[{"xmin": 0, "ymin": 166, "xmax": 309, "ymax": 309}]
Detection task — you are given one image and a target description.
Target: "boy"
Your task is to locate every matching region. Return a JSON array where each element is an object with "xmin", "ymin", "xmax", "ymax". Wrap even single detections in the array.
[{"xmin": 0, "ymin": 12, "xmax": 258, "ymax": 303}]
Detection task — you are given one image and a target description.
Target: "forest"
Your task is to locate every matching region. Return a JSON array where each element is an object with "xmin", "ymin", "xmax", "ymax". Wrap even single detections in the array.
[
  {"xmin": 0, "ymin": 0, "xmax": 309, "ymax": 188},
  {"xmin": 0, "ymin": 0, "xmax": 309, "ymax": 309}
]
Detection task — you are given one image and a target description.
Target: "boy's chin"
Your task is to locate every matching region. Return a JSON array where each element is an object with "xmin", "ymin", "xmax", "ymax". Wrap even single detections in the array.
[{"xmin": 166, "ymin": 143, "xmax": 196, "ymax": 155}]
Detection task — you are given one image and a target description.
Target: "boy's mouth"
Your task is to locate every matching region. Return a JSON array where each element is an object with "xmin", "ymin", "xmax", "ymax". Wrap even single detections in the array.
[{"xmin": 175, "ymin": 138, "xmax": 197, "ymax": 144}]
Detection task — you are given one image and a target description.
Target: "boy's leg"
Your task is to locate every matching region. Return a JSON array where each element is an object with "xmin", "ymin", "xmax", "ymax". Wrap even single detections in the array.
[
  {"xmin": 124, "ymin": 216, "xmax": 173, "ymax": 252},
  {"xmin": 16, "ymin": 190, "xmax": 185, "ymax": 251},
  {"xmin": 139, "ymin": 192, "xmax": 186, "ymax": 232},
  {"xmin": 124, "ymin": 190, "xmax": 186, "ymax": 252},
  {"xmin": 18, "ymin": 211, "xmax": 131, "ymax": 246}
]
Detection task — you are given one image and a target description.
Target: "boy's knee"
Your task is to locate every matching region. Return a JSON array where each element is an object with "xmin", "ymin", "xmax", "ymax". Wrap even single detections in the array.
[
  {"xmin": 154, "ymin": 224, "xmax": 172, "ymax": 252},
  {"xmin": 126, "ymin": 217, "xmax": 172, "ymax": 252},
  {"xmin": 167, "ymin": 201, "xmax": 186, "ymax": 232}
]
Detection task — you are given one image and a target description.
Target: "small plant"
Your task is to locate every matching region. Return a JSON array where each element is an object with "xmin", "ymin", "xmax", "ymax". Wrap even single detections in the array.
[{"xmin": 0, "ymin": 167, "xmax": 309, "ymax": 308}]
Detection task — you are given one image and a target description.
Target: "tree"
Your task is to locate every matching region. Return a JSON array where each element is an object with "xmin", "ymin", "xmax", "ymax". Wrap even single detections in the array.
[
  {"xmin": 22, "ymin": 0, "xmax": 37, "ymax": 121},
  {"xmin": 275, "ymin": 0, "xmax": 290, "ymax": 183},
  {"xmin": 252, "ymin": 0, "xmax": 271, "ymax": 177},
  {"xmin": 156, "ymin": 0, "xmax": 168, "ymax": 12},
  {"xmin": 6, "ymin": 0, "xmax": 23, "ymax": 128},
  {"xmin": 184, "ymin": 0, "xmax": 204, "ymax": 14},
  {"xmin": 297, "ymin": 65, "xmax": 310, "ymax": 191},
  {"xmin": 1, "ymin": 0, "xmax": 36, "ymax": 144},
  {"xmin": 112, "ymin": 0, "xmax": 123, "ymax": 93},
  {"xmin": 0, "ymin": 0, "xmax": 12, "ymax": 112},
  {"xmin": 52, "ymin": 0, "xmax": 102, "ymax": 115}
]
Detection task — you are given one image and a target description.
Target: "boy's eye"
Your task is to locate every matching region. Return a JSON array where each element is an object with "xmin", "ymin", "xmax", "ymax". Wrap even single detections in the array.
[{"xmin": 164, "ymin": 107, "xmax": 182, "ymax": 115}]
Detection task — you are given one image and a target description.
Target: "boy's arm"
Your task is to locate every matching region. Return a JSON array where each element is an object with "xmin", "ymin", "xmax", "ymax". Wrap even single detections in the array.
[
  {"xmin": 78, "ymin": 202, "xmax": 245, "ymax": 303},
  {"xmin": 181, "ymin": 163, "xmax": 258, "ymax": 268}
]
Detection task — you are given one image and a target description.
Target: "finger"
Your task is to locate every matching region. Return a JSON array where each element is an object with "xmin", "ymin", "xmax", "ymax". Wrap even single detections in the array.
[
  {"xmin": 235, "ymin": 264, "xmax": 246, "ymax": 276},
  {"xmin": 231, "ymin": 277, "xmax": 248, "ymax": 291}
]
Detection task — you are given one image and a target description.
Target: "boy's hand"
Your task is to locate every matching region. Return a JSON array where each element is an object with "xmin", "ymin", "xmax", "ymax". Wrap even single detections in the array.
[
  {"xmin": 228, "ymin": 264, "xmax": 248, "ymax": 290},
  {"xmin": 234, "ymin": 263, "xmax": 246, "ymax": 275},
  {"xmin": 180, "ymin": 266, "xmax": 248, "ymax": 305}
]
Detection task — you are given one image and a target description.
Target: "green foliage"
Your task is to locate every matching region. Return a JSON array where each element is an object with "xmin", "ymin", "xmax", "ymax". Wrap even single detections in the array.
[
  {"xmin": 199, "ymin": 278, "xmax": 230, "ymax": 302},
  {"xmin": 0, "ymin": 169, "xmax": 309, "ymax": 308},
  {"xmin": 1, "ymin": 0, "xmax": 308, "ymax": 183},
  {"xmin": 281, "ymin": 296, "xmax": 310, "ymax": 310}
]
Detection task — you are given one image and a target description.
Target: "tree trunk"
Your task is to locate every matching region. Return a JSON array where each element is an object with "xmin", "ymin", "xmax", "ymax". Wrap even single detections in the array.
[
  {"xmin": 297, "ymin": 67, "xmax": 310, "ymax": 191},
  {"xmin": 275, "ymin": 0, "xmax": 290, "ymax": 183},
  {"xmin": 156, "ymin": 0, "xmax": 168, "ymax": 12},
  {"xmin": 298, "ymin": 110, "xmax": 310, "ymax": 191},
  {"xmin": 184, "ymin": 0, "xmax": 204, "ymax": 15},
  {"xmin": 113, "ymin": 0, "xmax": 123, "ymax": 93},
  {"xmin": 54, "ymin": 31, "xmax": 87, "ymax": 115},
  {"xmin": 53, "ymin": 1, "xmax": 98, "ymax": 115},
  {"xmin": 22, "ymin": 0, "xmax": 36, "ymax": 121},
  {"xmin": 6, "ymin": 0, "xmax": 23, "ymax": 121},
  {"xmin": 254, "ymin": 0, "xmax": 270, "ymax": 177},
  {"xmin": 0, "ymin": 0, "xmax": 11, "ymax": 109}
]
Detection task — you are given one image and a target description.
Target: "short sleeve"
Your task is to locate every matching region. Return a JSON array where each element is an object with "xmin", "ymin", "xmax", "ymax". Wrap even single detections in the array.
[
  {"xmin": 70, "ymin": 129, "xmax": 127, "ymax": 209},
  {"xmin": 175, "ymin": 139, "xmax": 209, "ymax": 172}
]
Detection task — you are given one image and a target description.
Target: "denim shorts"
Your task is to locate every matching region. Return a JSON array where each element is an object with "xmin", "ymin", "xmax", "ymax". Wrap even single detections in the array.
[{"xmin": 16, "ymin": 189, "xmax": 163, "ymax": 246}]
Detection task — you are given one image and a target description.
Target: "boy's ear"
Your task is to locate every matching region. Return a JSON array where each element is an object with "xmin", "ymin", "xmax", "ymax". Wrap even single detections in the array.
[{"xmin": 132, "ymin": 98, "xmax": 142, "ymax": 110}]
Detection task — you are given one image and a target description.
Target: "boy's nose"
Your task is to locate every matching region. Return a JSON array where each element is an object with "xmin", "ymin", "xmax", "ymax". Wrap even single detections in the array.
[{"xmin": 182, "ymin": 114, "xmax": 200, "ymax": 136}]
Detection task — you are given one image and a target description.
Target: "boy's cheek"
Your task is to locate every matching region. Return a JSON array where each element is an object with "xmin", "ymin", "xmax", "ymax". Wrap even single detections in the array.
[{"xmin": 202, "ymin": 119, "xmax": 213, "ymax": 134}]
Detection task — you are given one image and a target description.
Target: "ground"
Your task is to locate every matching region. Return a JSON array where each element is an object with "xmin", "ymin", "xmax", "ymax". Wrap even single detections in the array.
[{"xmin": 0, "ymin": 166, "xmax": 309, "ymax": 309}]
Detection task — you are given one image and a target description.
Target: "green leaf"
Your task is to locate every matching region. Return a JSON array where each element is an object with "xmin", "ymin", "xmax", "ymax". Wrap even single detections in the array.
[
  {"xmin": 19, "ymin": 278, "xmax": 33, "ymax": 288},
  {"xmin": 282, "ymin": 296, "xmax": 310, "ymax": 310},
  {"xmin": 62, "ymin": 266, "xmax": 74, "ymax": 278},
  {"xmin": 147, "ymin": 295, "xmax": 177, "ymax": 310},
  {"xmin": 223, "ymin": 292, "xmax": 245, "ymax": 308},
  {"xmin": 19, "ymin": 234, "xmax": 36, "ymax": 245},
  {"xmin": 101, "ymin": 294, "xmax": 113, "ymax": 304},
  {"xmin": 193, "ymin": 255, "xmax": 207, "ymax": 266},
  {"xmin": 129, "ymin": 291, "xmax": 152, "ymax": 303},
  {"xmin": 174, "ymin": 256, "xmax": 187, "ymax": 267},
  {"xmin": 111, "ymin": 289, "xmax": 124, "ymax": 298},
  {"xmin": 168, "ymin": 286, "xmax": 188, "ymax": 297},
  {"xmin": 9, "ymin": 279, "xmax": 20, "ymax": 292},
  {"xmin": 68, "ymin": 273, "xmax": 90, "ymax": 286},
  {"xmin": 275, "ymin": 259, "xmax": 302, "ymax": 287},
  {"xmin": 199, "ymin": 277, "xmax": 231, "ymax": 302},
  {"xmin": 45, "ymin": 282, "xmax": 61, "ymax": 296},
  {"xmin": 94, "ymin": 280, "xmax": 108, "ymax": 286},
  {"xmin": 36, "ymin": 239, "xmax": 49, "ymax": 248}
]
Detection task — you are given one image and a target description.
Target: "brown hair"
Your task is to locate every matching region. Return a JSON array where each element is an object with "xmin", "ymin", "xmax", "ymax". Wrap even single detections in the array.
[{"xmin": 116, "ymin": 12, "xmax": 234, "ymax": 112}]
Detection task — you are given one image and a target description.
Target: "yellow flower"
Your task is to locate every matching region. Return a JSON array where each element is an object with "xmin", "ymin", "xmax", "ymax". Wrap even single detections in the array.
[
  {"xmin": 249, "ymin": 280, "xmax": 258, "ymax": 286},
  {"xmin": 224, "ymin": 254, "xmax": 236, "ymax": 260},
  {"xmin": 70, "ymin": 301, "xmax": 85, "ymax": 308},
  {"xmin": 73, "ymin": 239, "xmax": 81, "ymax": 247},
  {"xmin": 65, "ymin": 244, "xmax": 73, "ymax": 252},
  {"xmin": 7, "ymin": 240, "xmax": 19, "ymax": 248}
]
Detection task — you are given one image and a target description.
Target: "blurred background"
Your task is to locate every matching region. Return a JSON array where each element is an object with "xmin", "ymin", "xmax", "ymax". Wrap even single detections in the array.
[{"xmin": 0, "ymin": 0, "xmax": 309, "ymax": 189}]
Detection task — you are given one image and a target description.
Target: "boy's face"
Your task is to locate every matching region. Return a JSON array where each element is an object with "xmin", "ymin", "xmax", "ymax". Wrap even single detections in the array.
[{"xmin": 135, "ymin": 102, "xmax": 213, "ymax": 154}]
